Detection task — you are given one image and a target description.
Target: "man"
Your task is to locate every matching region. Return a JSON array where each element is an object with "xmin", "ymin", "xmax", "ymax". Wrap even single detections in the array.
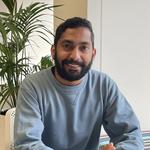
[{"xmin": 14, "ymin": 17, "xmax": 144, "ymax": 150}]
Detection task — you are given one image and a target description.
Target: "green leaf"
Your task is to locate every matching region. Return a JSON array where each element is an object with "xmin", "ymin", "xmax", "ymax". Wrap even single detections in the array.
[
  {"xmin": 0, "ymin": 1, "xmax": 62, "ymax": 110},
  {"xmin": 2, "ymin": 0, "xmax": 17, "ymax": 15}
]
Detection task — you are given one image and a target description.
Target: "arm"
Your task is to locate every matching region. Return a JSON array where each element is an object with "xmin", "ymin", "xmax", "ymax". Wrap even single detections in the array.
[
  {"xmin": 102, "ymin": 77, "xmax": 144, "ymax": 150},
  {"xmin": 14, "ymin": 78, "xmax": 54, "ymax": 150}
]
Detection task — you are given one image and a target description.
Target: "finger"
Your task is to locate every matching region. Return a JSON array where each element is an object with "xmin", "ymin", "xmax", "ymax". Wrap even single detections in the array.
[{"xmin": 101, "ymin": 143, "xmax": 116, "ymax": 150}]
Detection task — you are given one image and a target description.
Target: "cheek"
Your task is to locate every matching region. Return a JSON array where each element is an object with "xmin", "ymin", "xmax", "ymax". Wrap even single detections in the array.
[
  {"xmin": 57, "ymin": 50, "xmax": 71, "ymax": 61},
  {"xmin": 57, "ymin": 47, "xmax": 68, "ymax": 59},
  {"xmin": 56, "ymin": 51, "xmax": 68, "ymax": 64},
  {"xmin": 82, "ymin": 53, "xmax": 93, "ymax": 63}
]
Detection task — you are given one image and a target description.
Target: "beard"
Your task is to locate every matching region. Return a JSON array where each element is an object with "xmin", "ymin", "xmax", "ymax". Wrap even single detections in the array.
[{"xmin": 54, "ymin": 53, "xmax": 93, "ymax": 81}]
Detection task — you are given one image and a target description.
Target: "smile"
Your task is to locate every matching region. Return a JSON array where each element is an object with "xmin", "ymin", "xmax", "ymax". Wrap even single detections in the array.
[{"xmin": 65, "ymin": 64, "xmax": 80, "ymax": 70}]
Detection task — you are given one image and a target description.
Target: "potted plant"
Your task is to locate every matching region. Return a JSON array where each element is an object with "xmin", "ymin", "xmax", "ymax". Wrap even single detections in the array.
[
  {"xmin": 0, "ymin": 0, "xmax": 63, "ymax": 149},
  {"xmin": 0, "ymin": 0, "xmax": 62, "ymax": 112}
]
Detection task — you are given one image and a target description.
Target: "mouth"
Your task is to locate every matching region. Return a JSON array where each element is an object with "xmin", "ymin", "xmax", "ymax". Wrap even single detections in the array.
[{"xmin": 65, "ymin": 63, "xmax": 81, "ymax": 71}]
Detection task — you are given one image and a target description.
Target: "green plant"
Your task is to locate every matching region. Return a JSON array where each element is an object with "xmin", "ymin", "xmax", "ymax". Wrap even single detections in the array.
[
  {"xmin": 33, "ymin": 55, "xmax": 54, "ymax": 71},
  {"xmin": 0, "ymin": 0, "xmax": 60, "ymax": 110}
]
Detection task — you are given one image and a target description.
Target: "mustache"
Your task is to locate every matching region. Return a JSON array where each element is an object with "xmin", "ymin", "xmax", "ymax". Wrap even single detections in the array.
[{"xmin": 62, "ymin": 59, "xmax": 85, "ymax": 67}]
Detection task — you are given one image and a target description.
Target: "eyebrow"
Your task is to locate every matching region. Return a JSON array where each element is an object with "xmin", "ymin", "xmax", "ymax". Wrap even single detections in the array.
[
  {"xmin": 62, "ymin": 40, "xmax": 89, "ymax": 45},
  {"xmin": 62, "ymin": 40, "xmax": 73, "ymax": 44}
]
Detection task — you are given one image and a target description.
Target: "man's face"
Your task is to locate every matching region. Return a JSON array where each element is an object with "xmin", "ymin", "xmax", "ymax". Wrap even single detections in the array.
[{"xmin": 52, "ymin": 27, "xmax": 96, "ymax": 81}]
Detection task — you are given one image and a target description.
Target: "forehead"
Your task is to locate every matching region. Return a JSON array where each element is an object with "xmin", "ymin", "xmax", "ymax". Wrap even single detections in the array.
[{"xmin": 59, "ymin": 27, "xmax": 92, "ymax": 43}]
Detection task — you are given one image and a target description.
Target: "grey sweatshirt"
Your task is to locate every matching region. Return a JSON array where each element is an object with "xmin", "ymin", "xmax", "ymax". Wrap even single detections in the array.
[{"xmin": 14, "ymin": 68, "xmax": 144, "ymax": 150}]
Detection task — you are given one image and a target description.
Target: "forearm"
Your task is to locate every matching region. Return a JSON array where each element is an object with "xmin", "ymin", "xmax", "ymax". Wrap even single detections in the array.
[
  {"xmin": 14, "ymin": 84, "xmax": 53, "ymax": 150},
  {"xmin": 114, "ymin": 136, "xmax": 144, "ymax": 150},
  {"xmin": 103, "ymin": 79, "xmax": 144, "ymax": 150},
  {"xmin": 99, "ymin": 133, "xmax": 144, "ymax": 150},
  {"xmin": 111, "ymin": 129, "xmax": 144, "ymax": 150}
]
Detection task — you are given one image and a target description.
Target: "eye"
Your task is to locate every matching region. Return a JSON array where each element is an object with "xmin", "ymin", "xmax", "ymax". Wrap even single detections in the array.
[
  {"xmin": 62, "ymin": 42, "xmax": 73, "ymax": 50},
  {"xmin": 80, "ymin": 45, "xmax": 89, "ymax": 52}
]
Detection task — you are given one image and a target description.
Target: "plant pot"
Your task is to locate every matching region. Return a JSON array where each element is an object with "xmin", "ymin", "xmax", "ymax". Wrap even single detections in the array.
[{"xmin": 0, "ymin": 108, "xmax": 15, "ymax": 150}]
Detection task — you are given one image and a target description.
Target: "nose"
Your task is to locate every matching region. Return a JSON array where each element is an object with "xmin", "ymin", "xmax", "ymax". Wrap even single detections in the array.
[{"xmin": 70, "ymin": 46, "xmax": 81, "ymax": 61}]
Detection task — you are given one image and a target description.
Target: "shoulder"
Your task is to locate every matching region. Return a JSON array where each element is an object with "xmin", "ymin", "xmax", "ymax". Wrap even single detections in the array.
[
  {"xmin": 88, "ymin": 69, "xmax": 114, "ymax": 83},
  {"xmin": 87, "ymin": 69, "xmax": 118, "ymax": 91},
  {"xmin": 21, "ymin": 67, "xmax": 52, "ymax": 88},
  {"xmin": 88, "ymin": 69, "xmax": 106, "ymax": 77}
]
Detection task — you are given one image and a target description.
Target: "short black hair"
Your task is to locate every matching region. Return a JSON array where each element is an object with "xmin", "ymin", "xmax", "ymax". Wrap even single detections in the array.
[{"xmin": 54, "ymin": 17, "xmax": 94, "ymax": 48}]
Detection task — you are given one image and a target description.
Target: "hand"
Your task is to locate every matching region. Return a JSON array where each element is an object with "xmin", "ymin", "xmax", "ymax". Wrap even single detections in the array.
[{"xmin": 100, "ymin": 143, "xmax": 116, "ymax": 150}]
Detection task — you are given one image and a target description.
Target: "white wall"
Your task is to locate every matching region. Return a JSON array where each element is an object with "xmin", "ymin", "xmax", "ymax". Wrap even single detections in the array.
[
  {"xmin": 0, "ymin": 1, "xmax": 8, "ymax": 43},
  {"xmin": 87, "ymin": 0, "xmax": 102, "ymax": 71},
  {"xmin": 0, "ymin": 0, "xmax": 53, "ymax": 65},
  {"xmin": 0, "ymin": 0, "xmax": 53, "ymax": 110},
  {"xmin": 20, "ymin": 0, "xmax": 54, "ymax": 64},
  {"xmin": 88, "ymin": 0, "xmax": 150, "ymax": 130}
]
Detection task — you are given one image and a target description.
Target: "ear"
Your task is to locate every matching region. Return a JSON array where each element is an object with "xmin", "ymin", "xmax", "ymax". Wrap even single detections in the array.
[
  {"xmin": 51, "ymin": 45, "xmax": 55, "ymax": 59},
  {"xmin": 92, "ymin": 48, "xmax": 96, "ymax": 59}
]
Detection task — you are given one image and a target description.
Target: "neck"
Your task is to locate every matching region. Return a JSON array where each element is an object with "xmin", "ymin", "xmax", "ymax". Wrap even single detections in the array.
[{"xmin": 54, "ymin": 68, "xmax": 82, "ymax": 86}]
